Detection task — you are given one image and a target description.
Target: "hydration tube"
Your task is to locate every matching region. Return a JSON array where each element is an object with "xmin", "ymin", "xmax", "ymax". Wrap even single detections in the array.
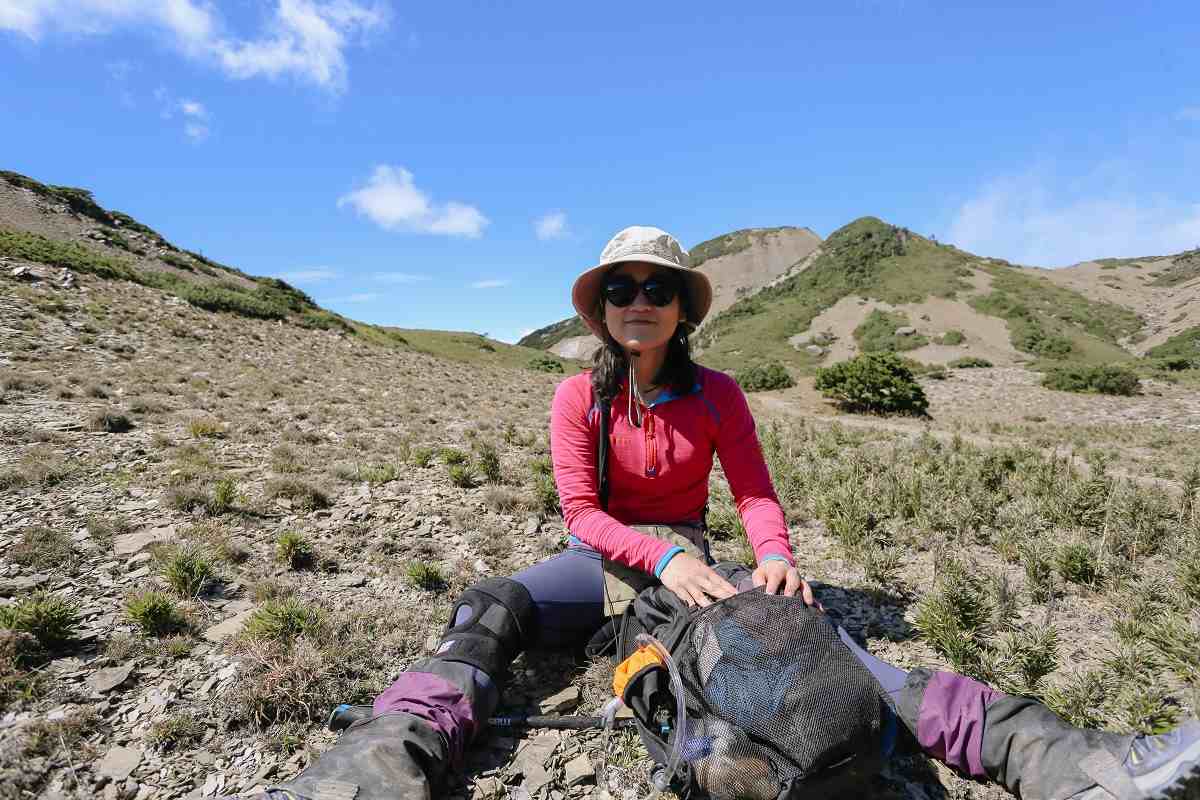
[{"xmin": 635, "ymin": 633, "xmax": 686, "ymax": 799}]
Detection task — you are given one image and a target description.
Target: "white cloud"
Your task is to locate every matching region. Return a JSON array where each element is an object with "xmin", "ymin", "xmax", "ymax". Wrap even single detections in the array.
[
  {"xmin": 372, "ymin": 271, "xmax": 431, "ymax": 284},
  {"xmin": 1, "ymin": 0, "xmax": 388, "ymax": 91},
  {"xmin": 338, "ymin": 165, "xmax": 489, "ymax": 238},
  {"xmin": 1177, "ymin": 106, "xmax": 1200, "ymax": 122},
  {"xmin": 277, "ymin": 268, "xmax": 338, "ymax": 283},
  {"xmin": 178, "ymin": 98, "xmax": 209, "ymax": 141},
  {"xmin": 470, "ymin": 279, "xmax": 510, "ymax": 289},
  {"xmin": 946, "ymin": 171, "xmax": 1200, "ymax": 267},
  {"xmin": 534, "ymin": 211, "xmax": 568, "ymax": 241}
]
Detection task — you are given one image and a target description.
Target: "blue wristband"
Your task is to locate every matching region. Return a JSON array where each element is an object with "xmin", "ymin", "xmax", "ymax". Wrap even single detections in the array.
[
  {"xmin": 758, "ymin": 554, "xmax": 793, "ymax": 566},
  {"xmin": 653, "ymin": 546, "xmax": 686, "ymax": 578}
]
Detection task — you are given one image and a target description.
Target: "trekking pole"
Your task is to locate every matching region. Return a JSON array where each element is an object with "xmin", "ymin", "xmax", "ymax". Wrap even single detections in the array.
[{"xmin": 328, "ymin": 704, "xmax": 634, "ymax": 733}]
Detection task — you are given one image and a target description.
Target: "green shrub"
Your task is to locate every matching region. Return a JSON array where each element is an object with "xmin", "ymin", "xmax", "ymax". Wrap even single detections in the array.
[
  {"xmin": 147, "ymin": 712, "xmax": 206, "ymax": 750},
  {"xmin": 244, "ymin": 599, "xmax": 324, "ymax": 643},
  {"xmin": 411, "ymin": 446, "xmax": 435, "ymax": 467},
  {"xmin": 276, "ymin": 531, "xmax": 315, "ymax": 569},
  {"xmin": 405, "ymin": 562, "xmax": 448, "ymax": 592},
  {"xmin": 125, "ymin": 590, "xmax": 186, "ymax": 637},
  {"xmin": 853, "ymin": 310, "xmax": 928, "ymax": 353},
  {"xmin": 938, "ymin": 330, "xmax": 966, "ymax": 345},
  {"xmin": 439, "ymin": 447, "xmax": 468, "ymax": 465},
  {"xmin": 357, "ymin": 463, "xmax": 398, "ymax": 485},
  {"xmin": 0, "ymin": 227, "xmax": 136, "ymax": 281},
  {"xmin": 734, "ymin": 361, "xmax": 794, "ymax": 392},
  {"xmin": 949, "ymin": 356, "xmax": 993, "ymax": 369},
  {"xmin": 0, "ymin": 592, "xmax": 80, "ymax": 652},
  {"xmin": 1042, "ymin": 364, "xmax": 1140, "ymax": 396},
  {"xmin": 814, "ymin": 353, "xmax": 929, "ymax": 415},
  {"xmin": 527, "ymin": 355, "xmax": 565, "ymax": 373},
  {"xmin": 161, "ymin": 547, "xmax": 215, "ymax": 597},
  {"xmin": 181, "ymin": 284, "xmax": 286, "ymax": 319},
  {"xmin": 913, "ymin": 560, "xmax": 993, "ymax": 672}
]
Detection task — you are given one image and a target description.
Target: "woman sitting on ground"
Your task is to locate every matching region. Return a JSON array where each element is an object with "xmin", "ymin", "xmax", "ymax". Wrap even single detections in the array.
[{"xmin": 244, "ymin": 226, "xmax": 1200, "ymax": 800}]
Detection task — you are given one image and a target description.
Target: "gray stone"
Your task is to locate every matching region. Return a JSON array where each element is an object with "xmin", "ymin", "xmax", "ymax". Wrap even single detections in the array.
[
  {"xmin": 895, "ymin": 326, "xmax": 917, "ymax": 336},
  {"xmin": 538, "ymin": 686, "xmax": 580, "ymax": 715},
  {"xmin": 113, "ymin": 526, "xmax": 174, "ymax": 556},
  {"xmin": 514, "ymin": 735, "xmax": 556, "ymax": 791},
  {"xmin": 97, "ymin": 745, "xmax": 142, "ymax": 781},
  {"xmin": 563, "ymin": 753, "xmax": 595, "ymax": 787},
  {"xmin": 804, "ymin": 344, "xmax": 825, "ymax": 356},
  {"xmin": 202, "ymin": 608, "xmax": 256, "ymax": 643},
  {"xmin": 87, "ymin": 663, "xmax": 135, "ymax": 693},
  {"xmin": 0, "ymin": 573, "xmax": 49, "ymax": 597},
  {"xmin": 523, "ymin": 517, "xmax": 540, "ymax": 536}
]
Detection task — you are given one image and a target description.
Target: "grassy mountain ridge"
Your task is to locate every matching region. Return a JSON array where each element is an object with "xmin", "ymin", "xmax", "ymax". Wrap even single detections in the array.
[
  {"xmin": 695, "ymin": 216, "xmax": 1146, "ymax": 374},
  {"xmin": 0, "ymin": 169, "xmax": 563, "ymax": 371}
]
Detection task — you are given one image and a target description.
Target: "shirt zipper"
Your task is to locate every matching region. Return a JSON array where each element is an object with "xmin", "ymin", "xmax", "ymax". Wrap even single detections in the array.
[{"xmin": 644, "ymin": 411, "xmax": 658, "ymax": 476}]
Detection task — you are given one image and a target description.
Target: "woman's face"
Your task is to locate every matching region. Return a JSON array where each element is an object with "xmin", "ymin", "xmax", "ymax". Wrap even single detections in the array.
[{"xmin": 602, "ymin": 261, "xmax": 683, "ymax": 355}]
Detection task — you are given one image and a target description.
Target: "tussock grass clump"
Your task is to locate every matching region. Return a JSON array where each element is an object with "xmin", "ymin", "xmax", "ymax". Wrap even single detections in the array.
[
  {"xmin": 357, "ymin": 463, "xmax": 398, "ymax": 485},
  {"xmin": 1043, "ymin": 364, "xmax": 1140, "ymax": 396},
  {"xmin": 166, "ymin": 482, "xmax": 209, "ymax": 513},
  {"xmin": 913, "ymin": 559, "xmax": 993, "ymax": 674},
  {"xmin": 411, "ymin": 446, "xmax": 435, "ymax": 468},
  {"xmin": 125, "ymin": 590, "xmax": 187, "ymax": 637},
  {"xmin": 207, "ymin": 476, "xmax": 239, "ymax": 515},
  {"xmin": 1021, "ymin": 540, "xmax": 1057, "ymax": 603},
  {"xmin": 439, "ymin": 447, "xmax": 468, "ymax": 466},
  {"xmin": 527, "ymin": 354, "xmax": 564, "ymax": 373},
  {"xmin": 447, "ymin": 464, "xmax": 477, "ymax": 489},
  {"xmin": 147, "ymin": 712, "xmax": 206, "ymax": 750},
  {"xmin": 253, "ymin": 578, "xmax": 297, "ymax": 603},
  {"xmin": 276, "ymin": 531, "xmax": 315, "ymax": 569},
  {"xmin": 938, "ymin": 330, "xmax": 966, "ymax": 345},
  {"xmin": 406, "ymin": 561, "xmax": 448, "ymax": 592},
  {"xmin": 160, "ymin": 546, "xmax": 216, "ymax": 598},
  {"xmin": 1055, "ymin": 540, "xmax": 1102, "ymax": 586},
  {"xmin": 734, "ymin": 361, "xmax": 794, "ymax": 392},
  {"xmin": 85, "ymin": 513, "xmax": 132, "ymax": 548},
  {"xmin": 0, "ymin": 446, "xmax": 71, "ymax": 490},
  {"xmin": 270, "ymin": 443, "xmax": 304, "ymax": 473},
  {"xmin": 264, "ymin": 478, "xmax": 330, "ymax": 510},
  {"xmin": 0, "ymin": 592, "xmax": 80, "ymax": 653},
  {"xmin": 474, "ymin": 442, "xmax": 503, "ymax": 484},
  {"xmin": 531, "ymin": 473, "xmax": 560, "ymax": 516},
  {"xmin": 853, "ymin": 310, "xmax": 928, "ymax": 353},
  {"xmin": 186, "ymin": 417, "xmax": 225, "ymax": 439},
  {"xmin": 8, "ymin": 525, "xmax": 73, "ymax": 571},
  {"xmin": 244, "ymin": 599, "xmax": 324, "ymax": 644},
  {"xmin": 484, "ymin": 485, "xmax": 525, "ymax": 513},
  {"xmin": 227, "ymin": 604, "xmax": 424, "ymax": 728},
  {"xmin": 87, "ymin": 408, "xmax": 133, "ymax": 433}
]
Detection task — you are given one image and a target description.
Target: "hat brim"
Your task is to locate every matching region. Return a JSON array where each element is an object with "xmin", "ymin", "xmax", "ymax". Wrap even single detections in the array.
[{"xmin": 571, "ymin": 255, "xmax": 713, "ymax": 341}]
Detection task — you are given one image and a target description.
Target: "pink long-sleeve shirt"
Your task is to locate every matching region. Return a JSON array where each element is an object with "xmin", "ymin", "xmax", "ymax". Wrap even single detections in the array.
[{"xmin": 550, "ymin": 366, "xmax": 794, "ymax": 575}]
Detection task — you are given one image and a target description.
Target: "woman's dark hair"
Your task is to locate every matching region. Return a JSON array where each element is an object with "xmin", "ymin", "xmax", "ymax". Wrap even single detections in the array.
[{"xmin": 589, "ymin": 269, "xmax": 698, "ymax": 402}]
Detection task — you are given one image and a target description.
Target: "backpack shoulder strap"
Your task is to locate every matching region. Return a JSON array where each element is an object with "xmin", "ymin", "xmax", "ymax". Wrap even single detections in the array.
[{"xmin": 596, "ymin": 390, "xmax": 611, "ymax": 512}]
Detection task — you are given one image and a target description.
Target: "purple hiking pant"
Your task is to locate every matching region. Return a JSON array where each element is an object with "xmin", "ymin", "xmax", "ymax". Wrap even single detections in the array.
[{"xmin": 373, "ymin": 544, "xmax": 1002, "ymax": 776}]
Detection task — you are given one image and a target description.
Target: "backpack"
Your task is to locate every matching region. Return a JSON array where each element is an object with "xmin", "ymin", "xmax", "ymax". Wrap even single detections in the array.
[{"xmin": 613, "ymin": 570, "xmax": 889, "ymax": 800}]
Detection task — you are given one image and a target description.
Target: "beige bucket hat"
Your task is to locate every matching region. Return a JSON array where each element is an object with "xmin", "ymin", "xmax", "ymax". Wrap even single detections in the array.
[{"xmin": 572, "ymin": 225, "xmax": 713, "ymax": 340}]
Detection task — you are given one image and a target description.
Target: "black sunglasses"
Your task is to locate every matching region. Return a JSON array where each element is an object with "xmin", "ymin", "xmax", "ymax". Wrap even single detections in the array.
[{"xmin": 602, "ymin": 274, "xmax": 679, "ymax": 307}]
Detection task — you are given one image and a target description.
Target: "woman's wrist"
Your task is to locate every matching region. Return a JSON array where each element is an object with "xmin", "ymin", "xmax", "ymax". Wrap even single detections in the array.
[
  {"xmin": 653, "ymin": 546, "xmax": 686, "ymax": 577},
  {"xmin": 757, "ymin": 553, "xmax": 794, "ymax": 567}
]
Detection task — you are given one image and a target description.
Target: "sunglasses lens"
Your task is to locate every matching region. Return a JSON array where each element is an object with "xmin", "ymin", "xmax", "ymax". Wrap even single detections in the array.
[
  {"xmin": 603, "ymin": 278, "xmax": 638, "ymax": 307},
  {"xmin": 643, "ymin": 279, "xmax": 677, "ymax": 307}
]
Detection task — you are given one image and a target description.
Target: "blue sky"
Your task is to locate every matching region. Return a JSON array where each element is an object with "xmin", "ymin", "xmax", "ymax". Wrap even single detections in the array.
[{"xmin": 3, "ymin": 1, "xmax": 1199, "ymax": 343}]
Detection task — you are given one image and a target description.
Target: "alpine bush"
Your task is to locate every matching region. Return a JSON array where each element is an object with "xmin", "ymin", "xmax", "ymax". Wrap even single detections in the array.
[
  {"xmin": 734, "ymin": 361, "xmax": 794, "ymax": 392},
  {"xmin": 949, "ymin": 356, "xmax": 993, "ymax": 369},
  {"xmin": 814, "ymin": 353, "xmax": 929, "ymax": 415},
  {"xmin": 1042, "ymin": 364, "xmax": 1140, "ymax": 396}
]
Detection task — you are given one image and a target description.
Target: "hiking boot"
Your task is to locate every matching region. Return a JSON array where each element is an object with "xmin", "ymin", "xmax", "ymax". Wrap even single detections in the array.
[
  {"xmin": 1119, "ymin": 718, "xmax": 1200, "ymax": 800},
  {"xmin": 256, "ymin": 711, "xmax": 449, "ymax": 800}
]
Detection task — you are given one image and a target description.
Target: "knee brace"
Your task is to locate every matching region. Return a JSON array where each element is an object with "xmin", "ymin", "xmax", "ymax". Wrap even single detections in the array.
[{"xmin": 434, "ymin": 577, "xmax": 535, "ymax": 679}]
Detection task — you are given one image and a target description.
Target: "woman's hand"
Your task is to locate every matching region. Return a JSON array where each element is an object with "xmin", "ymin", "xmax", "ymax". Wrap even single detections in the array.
[
  {"xmin": 753, "ymin": 560, "xmax": 820, "ymax": 608},
  {"xmin": 659, "ymin": 553, "xmax": 737, "ymax": 608}
]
